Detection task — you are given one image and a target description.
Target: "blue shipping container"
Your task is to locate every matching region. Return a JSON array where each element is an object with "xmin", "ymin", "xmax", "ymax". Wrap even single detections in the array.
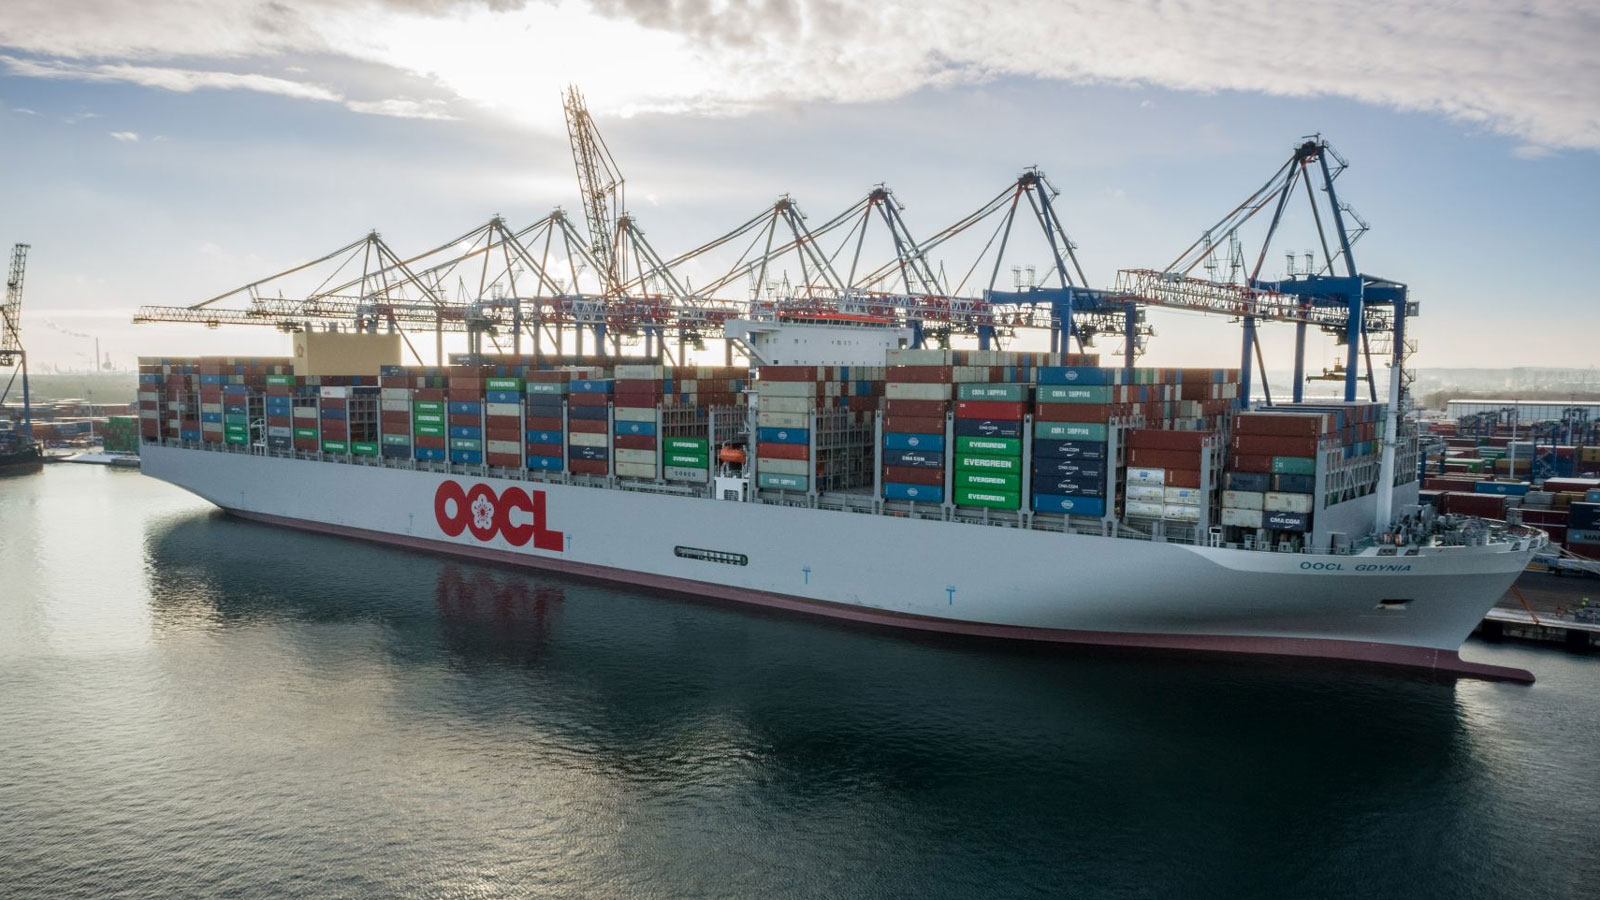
[
  {"xmin": 883, "ymin": 432, "xmax": 944, "ymax": 452},
  {"xmin": 570, "ymin": 379, "xmax": 614, "ymax": 394},
  {"xmin": 1032, "ymin": 439, "xmax": 1107, "ymax": 461},
  {"xmin": 486, "ymin": 390, "xmax": 521, "ymax": 403},
  {"xmin": 884, "ymin": 448, "xmax": 944, "ymax": 469},
  {"xmin": 614, "ymin": 420, "xmax": 657, "ymax": 437},
  {"xmin": 757, "ymin": 426, "xmax": 808, "ymax": 445},
  {"xmin": 570, "ymin": 445, "xmax": 609, "ymax": 461},
  {"xmin": 955, "ymin": 418, "xmax": 1023, "ymax": 439},
  {"xmin": 414, "ymin": 447, "xmax": 447, "ymax": 462},
  {"xmin": 1032, "ymin": 458, "xmax": 1105, "ymax": 480},
  {"xmin": 1274, "ymin": 473, "xmax": 1315, "ymax": 494},
  {"xmin": 525, "ymin": 430, "xmax": 563, "ymax": 445},
  {"xmin": 447, "ymin": 401, "xmax": 482, "ymax": 415},
  {"xmin": 201, "ymin": 412, "xmax": 222, "ymax": 423},
  {"xmin": 1033, "ymin": 477, "xmax": 1105, "ymax": 497},
  {"xmin": 180, "ymin": 429, "xmax": 202, "ymax": 441},
  {"xmin": 883, "ymin": 482, "xmax": 943, "ymax": 503},
  {"xmin": 526, "ymin": 455, "xmax": 564, "ymax": 471},
  {"xmin": 1031, "ymin": 494, "xmax": 1106, "ymax": 516},
  {"xmin": 449, "ymin": 425, "xmax": 482, "ymax": 439},
  {"xmin": 1036, "ymin": 366, "xmax": 1118, "ymax": 386},
  {"xmin": 569, "ymin": 406, "xmax": 608, "ymax": 421},
  {"xmin": 1227, "ymin": 471, "xmax": 1272, "ymax": 493},
  {"xmin": 449, "ymin": 449, "xmax": 484, "ymax": 465}
]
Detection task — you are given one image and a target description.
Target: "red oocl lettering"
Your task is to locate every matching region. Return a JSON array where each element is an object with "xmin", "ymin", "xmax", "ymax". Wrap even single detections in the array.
[{"xmin": 433, "ymin": 480, "xmax": 565, "ymax": 552}]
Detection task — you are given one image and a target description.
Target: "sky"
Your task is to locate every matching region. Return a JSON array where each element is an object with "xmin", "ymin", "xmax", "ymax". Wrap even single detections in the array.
[{"xmin": 0, "ymin": 0, "xmax": 1596, "ymax": 375}]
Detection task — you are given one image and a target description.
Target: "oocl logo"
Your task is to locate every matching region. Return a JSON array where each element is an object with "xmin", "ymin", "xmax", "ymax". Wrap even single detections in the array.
[{"xmin": 434, "ymin": 480, "xmax": 565, "ymax": 551}]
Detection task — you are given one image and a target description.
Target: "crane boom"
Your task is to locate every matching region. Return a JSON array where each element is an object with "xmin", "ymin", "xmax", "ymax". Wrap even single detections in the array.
[
  {"xmin": 563, "ymin": 86, "xmax": 624, "ymax": 293},
  {"xmin": 1, "ymin": 243, "xmax": 27, "ymax": 362}
]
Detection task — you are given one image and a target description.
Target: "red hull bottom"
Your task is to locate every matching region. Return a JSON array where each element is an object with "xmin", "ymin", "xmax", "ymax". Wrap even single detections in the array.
[{"xmin": 225, "ymin": 507, "xmax": 1536, "ymax": 684}]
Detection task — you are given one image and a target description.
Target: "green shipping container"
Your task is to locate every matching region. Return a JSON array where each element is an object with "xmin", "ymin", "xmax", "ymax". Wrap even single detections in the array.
[
  {"xmin": 665, "ymin": 452, "xmax": 708, "ymax": 468},
  {"xmin": 956, "ymin": 471, "xmax": 1020, "ymax": 491},
  {"xmin": 485, "ymin": 377, "xmax": 523, "ymax": 390},
  {"xmin": 382, "ymin": 433, "xmax": 411, "ymax": 446},
  {"xmin": 526, "ymin": 382, "xmax": 567, "ymax": 395},
  {"xmin": 225, "ymin": 434, "xmax": 249, "ymax": 445},
  {"xmin": 956, "ymin": 382, "xmax": 1026, "ymax": 402},
  {"xmin": 224, "ymin": 423, "xmax": 248, "ymax": 434},
  {"xmin": 956, "ymin": 454, "xmax": 1022, "ymax": 475},
  {"xmin": 449, "ymin": 438, "xmax": 483, "ymax": 451},
  {"xmin": 352, "ymin": 442, "xmax": 379, "ymax": 456},
  {"xmin": 293, "ymin": 427, "xmax": 318, "ymax": 439},
  {"xmin": 321, "ymin": 440, "xmax": 348, "ymax": 453},
  {"xmin": 758, "ymin": 472, "xmax": 807, "ymax": 491},
  {"xmin": 664, "ymin": 437, "xmax": 710, "ymax": 452},
  {"xmin": 224, "ymin": 414, "xmax": 248, "ymax": 425},
  {"xmin": 413, "ymin": 410, "xmax": 444, "ymax": 422},
  {"xmin": 1037, "ymin": 384, "xmax": 1112, "ymax": 404},
  {"xmin": 956, "ymin": 436, "xmax": 1021, "ymax": 456},
  {"xmin": 414, "ymin": 423, "xmax": 445, "ymax": 437},
  {"xmin": 1035, "ymin": 422, "xmax": 1108, "ymax": 441},
  {"xmin": 265, "ymin": 374, "xmax": 296, "ymax": 386},
  {"xmin": 1271, "ymin": 456, "xmax": 1316, "ymax": 475},
  {"xmin": 955, "ymin": 488, "xmax": 1021, "ymax": 510}
]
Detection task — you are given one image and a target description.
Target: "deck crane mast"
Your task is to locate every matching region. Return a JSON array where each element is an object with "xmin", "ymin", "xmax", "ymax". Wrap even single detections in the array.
[{"xmin": 0, "ymin": 243, "xmax": 32, "ymax": 437}]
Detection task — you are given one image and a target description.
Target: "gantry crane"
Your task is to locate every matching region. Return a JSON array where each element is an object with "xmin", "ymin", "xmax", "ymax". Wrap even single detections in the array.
[{"xmin": 1, "ymin": 243, "xmax": 33, "ymax": 436}]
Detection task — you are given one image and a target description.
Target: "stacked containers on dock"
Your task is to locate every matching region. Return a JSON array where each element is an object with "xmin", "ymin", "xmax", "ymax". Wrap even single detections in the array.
[
  {"xmin": 102, "ymin": 415, "xmax": 140, "ymax": 452},
  {"xmin": 756, "ymin": 366, "xmax": 818, "ymax": 493},
  {"xmin": 613, "ymin": 366, "xmax": 661, "ymax": 479},
  {"xmin": 484, "ymin": 376, "xmax": 524, "ymax": 468},
  {"xmin": 1030, "ymin": 366, "xmax": 1116, "ymax": 518},
  {"xmin": 447, "ymin": 369, "xmax": 486, "ymax": 465},
  {"xmin": 524, "ymin": 372, "xmax": 568, "ymax": 472},
  {"xmin": 882, "ymin": 354, "xmax": 951, "ymax": 504},
  {"xmin": 1125, "ymin": 429, "xmax": 1215, "ymax": 524},
  {"xmin": 567, "ymin": 377, "xmax": 613, "ymax": 475},
  {"xmin": 1228, "ymin": 410, "xmax": 1323, "ymax": 535},
  {"xmin": 953, "ymin": 380, "xmax": 1025, "ymax": 510}
]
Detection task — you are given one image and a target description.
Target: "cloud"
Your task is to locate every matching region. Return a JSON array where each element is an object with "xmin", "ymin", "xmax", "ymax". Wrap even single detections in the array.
[
  {"xmin": 108, "ymin": 130, "xmax": 138, "ymax": 141},
  {"xmin": 344, "ymin": 97, "xmax": 455, "ymax": 120},
  {"xmin": 0, "ymin": 1, "xmax": 1595, "ymax": 151},
  {"xmin": 2, "ymin": 54, "xmax": 342, "ymax": 102}
]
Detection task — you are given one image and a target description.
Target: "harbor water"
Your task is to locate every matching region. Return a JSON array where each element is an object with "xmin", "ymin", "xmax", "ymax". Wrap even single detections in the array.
[{"xmin": 2, "ymin": 465, "xmax": 1598, "ymax": 899}]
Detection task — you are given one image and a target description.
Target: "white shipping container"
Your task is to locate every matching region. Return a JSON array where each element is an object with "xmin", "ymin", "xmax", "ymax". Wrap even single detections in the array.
[
  {"xmin": 1125, "ymin": 500, "xmax": 1164, "ymax": 518},
  {"xmin": 139, "ymin": 409, "xmax": 159, "ymax": 420},
  {"xmin": 759, "ymin": 396, "xmax": 815, "ymax": 414},
  {"xmin": 887, "ymin": 348, "xmax": 953, "ymax": 366},
  {"xmin": 487, "ymin": 440, "xmax": 521, "ymax": 455},
  {"xmin": 885, "ymin": 382, "xmax": 953, "ymax": 400},
  {"xmin": 486, "ymin": 402, "xmax": 521, "ymax": 417},
  {"xmin": 756, "ymin": 457, "xmax": 809, "ymax": 476},
  {"xmin": 1126, "ymin": 484, "xmax": 1164, "ymax": 502},
  {"xmin": 380, "ymin": 388, "xmax": 412, "ymax": 399},
  {"xmin": 1163, "ymin": 504, "xmax": 1201, "ymax": 522},
  {"xmin": 293, "ymin": 409, "xmax": 317, "ymax": 420},
  {"xmin": 614, "ymin": 406, "xmax": 655, "ymax": 422},
  {"xmin": 663, "ymin": 465, "xmax": 709, "ymax": 483},
  {"xmin": 319, "ymin": 386, "xmax": 349, "ymax": 399},
  {"xmin": 615, "ymin": 448, "xmax": 658, "ymax": 466},
  {"xmin": 1127, "ymin": 467, "xmax": 1166, "ymax": 485},
  {"xmin": 138, "ymin": 390, "xmax": 159, "ymax": 402},
  {"xmin": 615, "ymin": 461, "xmax": 657, "ymax": 479},
  {"xmin": 1264, "ymin": 491, "xmax": 1314, "ymax": 514},
  {"xmin": 757, "ymin": 411, "xmax": 809, "ymax": 428},
  {"xmin": 1220, "ymin": 507, "xmax": 1264, "ymax": 528},
  {"xmin": 757, "ymin": 380, "xmax": 820, "ymax": 398},
  {"xmin": 1164, "ymin": 486, "xmax": 1205, "ymax": 506},
  {"xmin": 615, "ymin": 364, "xmax": 666, "ymax": 379},
  {"xmin": 381, "ymin": 399, "xmax": 411, "ymax": 412},
  {"xmin": 1222, "ymin": 490, "xmax": 1265, "ymax": 510},
  {"xmin": 568, "ymin": 432, "xmax": 608, "ymax": 448},
  {"xmin": 267, "ymin": 426, "xmax": 293, "ymax": 437}
]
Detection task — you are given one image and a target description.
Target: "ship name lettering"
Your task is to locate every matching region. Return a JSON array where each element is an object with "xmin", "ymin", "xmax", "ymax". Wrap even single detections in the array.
[{"xmin": 1300, "ymin": 562, "xmax": 1344, "ymax": 571}]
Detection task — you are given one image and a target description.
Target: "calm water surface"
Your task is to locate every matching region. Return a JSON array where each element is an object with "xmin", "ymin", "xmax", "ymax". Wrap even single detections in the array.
[{"xmin": 2, "ymin": 465, "xmax": 1598, "ymax": 899}]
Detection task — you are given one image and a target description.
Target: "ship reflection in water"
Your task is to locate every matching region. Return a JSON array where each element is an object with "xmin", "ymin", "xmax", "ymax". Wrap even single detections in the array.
[{"xmin": 0, "ymin": 468, "xmax": 1592, "ymax": 900}]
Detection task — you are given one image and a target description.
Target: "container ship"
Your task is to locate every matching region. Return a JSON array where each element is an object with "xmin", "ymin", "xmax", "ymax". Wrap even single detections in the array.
[{"xmin": 133, "ymin": 322, "xmax": 1546, "ymax": 683}]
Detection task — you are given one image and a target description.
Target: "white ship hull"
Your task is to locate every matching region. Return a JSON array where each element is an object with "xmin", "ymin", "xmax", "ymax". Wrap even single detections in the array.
[{"xmin": 142, "ymin": 444, "xmax": 1543, "ymax": 681}]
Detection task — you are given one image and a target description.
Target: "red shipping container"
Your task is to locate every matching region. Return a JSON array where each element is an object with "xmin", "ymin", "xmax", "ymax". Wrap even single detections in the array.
[
  {"xmin": 955, "ymin": 400, "xmax": 1026, "ymax": 420},
  {"xmin": 525, "ymin": 441, "xmax": 563, "ymax": 457},
  {"xmin": 413, "ymin": 388, "xmax": 447, "ymax": 401},
  {"xmin": 1519, "ymin": 508, "xmax": 1569, "ymax": 526},
  {"xmin": 526, "ymin": 416, "xmax": 563, "ymax": 431},
  {"xmin": 1034, "ymin": 403, "xmax": 1116, "ymax": 423},
  {"xmin": 1233, "ymin": 433, "xmax": 1319, "ymax": 457},
  {"xmin": 884, "ymin": 399, "xmax": 948, "ymax": 417},
  {"xmin": 614, "ymin": 434, "xmax": 657, "ymax": 451},
  {"xmin": 569, "ymin": 393, "xmax": 608, "ymax": 407},
  {"xmin": 884, "ymin": 415, "xmax": 946, "ymax": 434},
  {"xmin": 1128, "ymin": 429, "xmax": 1210, "ymax": 451},
  {"xmin": 320, "ymin": 398, "xmax": 348, "ymax": 409},
  {"xmin": 886, "ymin": 365, "xmax": 952, "ymax": 384},
  {"xmin": 1235, "ymin": 413, "xmax": 1327, "ymax": 438},
  {"xmin": 568, "ymin": 419, "xmax": 607, "ymax": 434},
  {"xmin": 486, "ymin": 452, "xmax": 522, "ymax": 468},
  {"xmin": 1230, "ymin": 453, "xmax": 1274, "ymax": 473},
  {"xmin": 1127, "ymin": 448, "xmax": 1200, "ymax": 469},
  {"xmin": 1164, "ymin": 468, "xmax": 1202, "ymax": 489},
  {"xmin": 447, "ymin": 375, "xmax": 485, "ymax": 389},
  {"xmin": 485, "ymin": 424, "xmax": 522, "ymax": 441},
  {"xmin": 883, "ymin": 465, "xmax": 945, "ymax": 485},
  {"xmin": 569, "ymin": 459, "xmax": 609, "ymax": 475},
  {"xmin": 1439, "ymin": 492, "xmax": 1507, "ymax": 517},
  {"xmin": 613, "ymin": 395, "xmax": 661, "ymax": 409},
  {"xmin": 446, "ymin": 413, "xmax": 477, "ymax": 427},
  {"xmin": 614, "ymin": 379, "xmax": 661, "ymax": 392},
  {"xmin": 380, "ymin": 412, "xmax": 410, "ymax": 426},
  {"xmin": 293, "ymin": 439, "xmax": 318, "ymax": 451},
  {"xmin": 757, "ymin": 442, "xmax": 810, "ymax": 461},
  {"xmin": 414, "ymin": 435, "xmax": 447, "ymax": 449}
]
